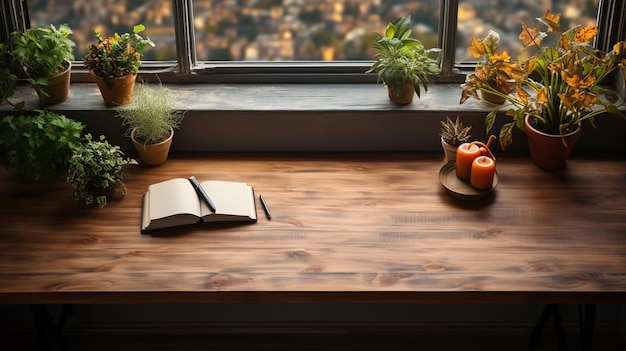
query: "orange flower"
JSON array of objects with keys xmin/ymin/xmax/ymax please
[{"xmin": 573, "ymin": 26, "xmax": 598, "ymax": 44}]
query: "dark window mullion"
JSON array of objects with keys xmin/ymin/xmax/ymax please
[
  {"xmin": 438, "ymin": 0, "xmax": 460, "ymax": 80},
  {"xmin": 174, "ymin": 0, "xmax": 196, "ymax": 76},
  {"xmin": 595, "ymin": 0, "xmax": 625, "ymax": 53}
]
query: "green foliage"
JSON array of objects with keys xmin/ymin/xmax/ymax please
[
  {"xmin": 439, "ymin": 116, "xmax": 472, "ymax": 146},
  {"xmin": 367, "ymin": 16, "xmax": 441, "ymax": 98},
  {"xmin": 117, "ymin": 83, "xmax": 185, "ymax": 145},
  {"xmin": 66, "ymin": 134, "xmax": 137, "ymax": 208},
  {"xmin": 0, "ymin": 111, "xmax": 85, "ymax": 180},
  {"xmin": 0, "ymin": 43, "xmax": 22, "ymax": 109},
  {"xmin": 83, "ymin": 24, "xmax": 155, "ymax": 87},
  {"xmin": 11, "ymin": 24, "xmax": 75, "ymax": 84}
]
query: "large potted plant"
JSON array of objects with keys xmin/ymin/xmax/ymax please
[
  {"xmin": 0, "ymin": 110, "xmax": 85, "ymax": 180},
  {"xmin": 116, "ymin": 83, "xmax": 185, "ymax": 166},
  {"xmin": 10, "ymin": 24, "xmax": 75, "ymax": 105},
  {"xmin": 67, "ymin": 134, "xmax": 137, "ymax": 208},
  {"xmin": 83, "ymin": 24, "xmax": 155, "ymax": 106},
  {"xmin": 367, "ymin": 15, "xmax": 441, "ymax": 105},
  {"xmin": 460, "ymin": 10, "xmax": 626, "ymax": 169}
]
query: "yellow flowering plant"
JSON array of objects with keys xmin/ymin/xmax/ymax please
[
  {"xmin": 83, "ymin": 24, "xmax": 154, "ymax": 87},
  {"xmin": 461, "ymin": 11, "xmax": 625, "ymax": 150},
  {"xmin": 462, "ymin": 30, "xmax": 525, "ymax": 104}
]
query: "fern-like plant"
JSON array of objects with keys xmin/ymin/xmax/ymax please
[
  {"xmin": 117, "ymin": 83, "xmax": 185, "ymax": 146},
  {"xmin": 0, "ymin": 111, "xmax": 84, "ymax": 180}
]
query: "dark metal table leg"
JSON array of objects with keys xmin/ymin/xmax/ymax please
[
  {"xmin": 30, "ymin": 305, "xmax": 69, "ymax": 351},
  {"xmin": 529, "ymin": 304, "xmax": 568, "ymax": 351},
  {"xmin": 579, "ymin": 304, "xmax": 596, "ymax": 351}
]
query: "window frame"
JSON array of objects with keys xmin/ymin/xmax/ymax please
[{"xmin": 2, "ymin": 0, "xmax": 624, "ymax": 85}]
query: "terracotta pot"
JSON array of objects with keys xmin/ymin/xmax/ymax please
[
  {"xmin": 131, "ymin": 127, "xmax": 173, "ymax": 166},
  {"xmin": 524, "ymin": 115, "xmax": 582, "ymax": 170},
  {"xmin": 38, "ymin": 60, "xmax": 71, "ymax": 105},
  {"xmin": 441, "ymin": 137, "xmax": 459, "ymax": 163},
  {"xmin": 387, "ymin": 82, "xmax": 414, "ymax": 105},
  {"xmin": 90, "ymin": 71, "xmax": 137, "ymax": 106},
  {"xmin": 479, "ymin": 88, "xmax": 505, "ymax": 105}
]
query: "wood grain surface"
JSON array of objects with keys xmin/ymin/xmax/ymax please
[{"xmin": 0, "ymin": 153, "xmax": 625, "ymax": 304}]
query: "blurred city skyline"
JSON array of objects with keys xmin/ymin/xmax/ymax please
[{"xmin": 26, "ymin": 0, "xmax": 599, "ymax": 63}]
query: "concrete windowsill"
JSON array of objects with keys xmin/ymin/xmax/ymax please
[{"xmin": 2, "ymin": 83, "xmax": 625, "ymax": 153}]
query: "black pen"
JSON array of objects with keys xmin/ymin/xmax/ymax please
[
  {"xmin": 259, "ymin": 194, "xmax": 271, "ymax": 220},
  {"xmin": 189, "ymin": 176, "xmax": 216, "ymax": 213}
]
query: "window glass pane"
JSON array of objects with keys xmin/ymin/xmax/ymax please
[
  {"xmin": 456, "ymin": 0, "xmax": 599, "ymax": 62},
  {"xmin": 192, "ymin": 0, "xmax": 440, "ymax": 61},
  {"xmin": 25, "ymin": 0, "xmax": 177, "ymax": 61}
]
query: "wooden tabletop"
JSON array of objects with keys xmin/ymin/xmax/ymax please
[{"xmin": 1, "ymin": 153, "xmax": 625, "ymax": 304}]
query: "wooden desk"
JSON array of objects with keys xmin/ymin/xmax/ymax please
[{"xmin": 1, "ymin": 153, "xmax": 625, "ymax": 305}]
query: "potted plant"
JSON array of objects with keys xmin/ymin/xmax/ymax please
[
  {"xmin": 367, "ymin": 15, "xmax": 441, "ymax": 105},
  {"xmin": 116, "ymin": 82, "xmax": 185, "ymax": 166},
  {"xmin": 10, "ymin": 24, "xmax": 75, "ymax": 105},
  {"xmin": 83, "ymin": 24, "xmax": 155, "ymax": 106},
  {"xmin": 439, "ymin": 116, "xmax": 472, "ymax": 162},
  {"xmin": 464, "ymin": 30, "xmax": 525, "ymax": 105},
  {"xmin": 67, "ymin": 134, "xmax": 137, "ymax": 208},
  {"xmin": 460, "ymin": 10, "xmax": 626, "ymax": 169},
  {"xmin": 0, "ymin": 110, "xmax": 85, "ymax": 180}
]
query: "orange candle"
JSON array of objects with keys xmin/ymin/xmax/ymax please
[
  {"xmin": 471, "ymin": 156, "xmax": 495, "ymax": 190},
  {"xmin": 456, "ymin": 143, "xmax": 481, "ymax": 180}
]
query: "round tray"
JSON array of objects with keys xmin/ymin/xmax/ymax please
[{"xmin": 439, "ymin": 162, "xmax": 498, "ymax": 200}]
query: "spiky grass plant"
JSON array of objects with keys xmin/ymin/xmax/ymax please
[{"xmin": 117, "ymin": 83, "xmax": 185, "ymax": 146}]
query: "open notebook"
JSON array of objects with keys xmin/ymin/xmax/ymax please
[{"xmin": 141, "ymin": 178, "xmax": 257, "ymax": 232}]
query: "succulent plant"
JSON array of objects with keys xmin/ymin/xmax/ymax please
[{"xmin": 439, "ymin": 116, "xmax": 472, "ymax": 146}]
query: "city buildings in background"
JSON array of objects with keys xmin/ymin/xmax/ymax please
[{"xmin": 26, "ymin": 0, "xmax": 598, "ymax": 63}]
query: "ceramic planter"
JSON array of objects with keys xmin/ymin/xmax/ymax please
[
  {"xmin": 38, "ymin": 60, "xmax": 71, "ymax": 105},
  {"xmin": 524, "ymin": 115, "xmax": 582, "ymax": 170},
  {"xmin": 90, "ymin": 71, "xmax": 137, "ymax": 106},
  {"xmin": 441, "ymin": 137, "xmax": 459, "ymax": 163},
  {"xmin": 131, "ymin": 127, "xmax": 173, "ymax": 166},
  {"xmin": 387, "ymin": 82, "xmax": 414, "ymax": 105}
]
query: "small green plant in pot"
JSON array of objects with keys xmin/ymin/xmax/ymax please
[
  {"xmin": 439, "ymin": 116, "xmax": 472, "ymax": 162},
  {"xmin": 83, "ymin": 24, "xmax": 155, "ymax": 106},
  {"xmin": 67, "ymin": 134, "xmax": 138, "ymax": 208},
  {"xmin": 11, "ymin": 24, "xmax": 75, "ymax": 105},
  {"xmin": 367, "ymin": 15, "xmax": 441, "ymax": 104},
  {"xmin": 0, "ymin": 110, "xmax": 85, "ymax": 181},
  {"xmin": 117, "ymin": 82, "xmax": 185, "ymax": 166}
]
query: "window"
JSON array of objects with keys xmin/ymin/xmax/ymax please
[
  {"xmin": 2, "ymin": 0, "xmax": 624, "ymax": 83},
  {"xmin": 25, "ymin": 0, "xmax": 177, "ymax": 61},
  {"xmin": 456, "ymin": 0, "xmax": 600, "ymax": 62}
]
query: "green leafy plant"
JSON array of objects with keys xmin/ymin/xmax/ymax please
[
  {"xmin": 461, "ymin": 10, "xmax": 626, "ymax": 150},
  {"xmin": 11, "ymin": 24, "xmax": 75, "ymax": 96},
  {"xmin": 0, "ymin": 110, "xmax": 84, "ymax": 180},
  {"xmin": 0, "ymin": 43, "xmax": 23, "ymax": 109},
  {"xmin": 367, "ymin": 15, "xmax": 441, "ymax": 99},
  {"xmin": 67, "ymin": 134, "xmax": 137, "ymax": 208},
  {"xmin": 440, "ymin": 116, "xmax": 472, "ymax": 146},
  {"xmin": 117, "ymin": 82, "xmax": 185, "ymax": 145},
  {"xmin": 83, "ymin": 24, "xmax": 155, "ymax": 87}
]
